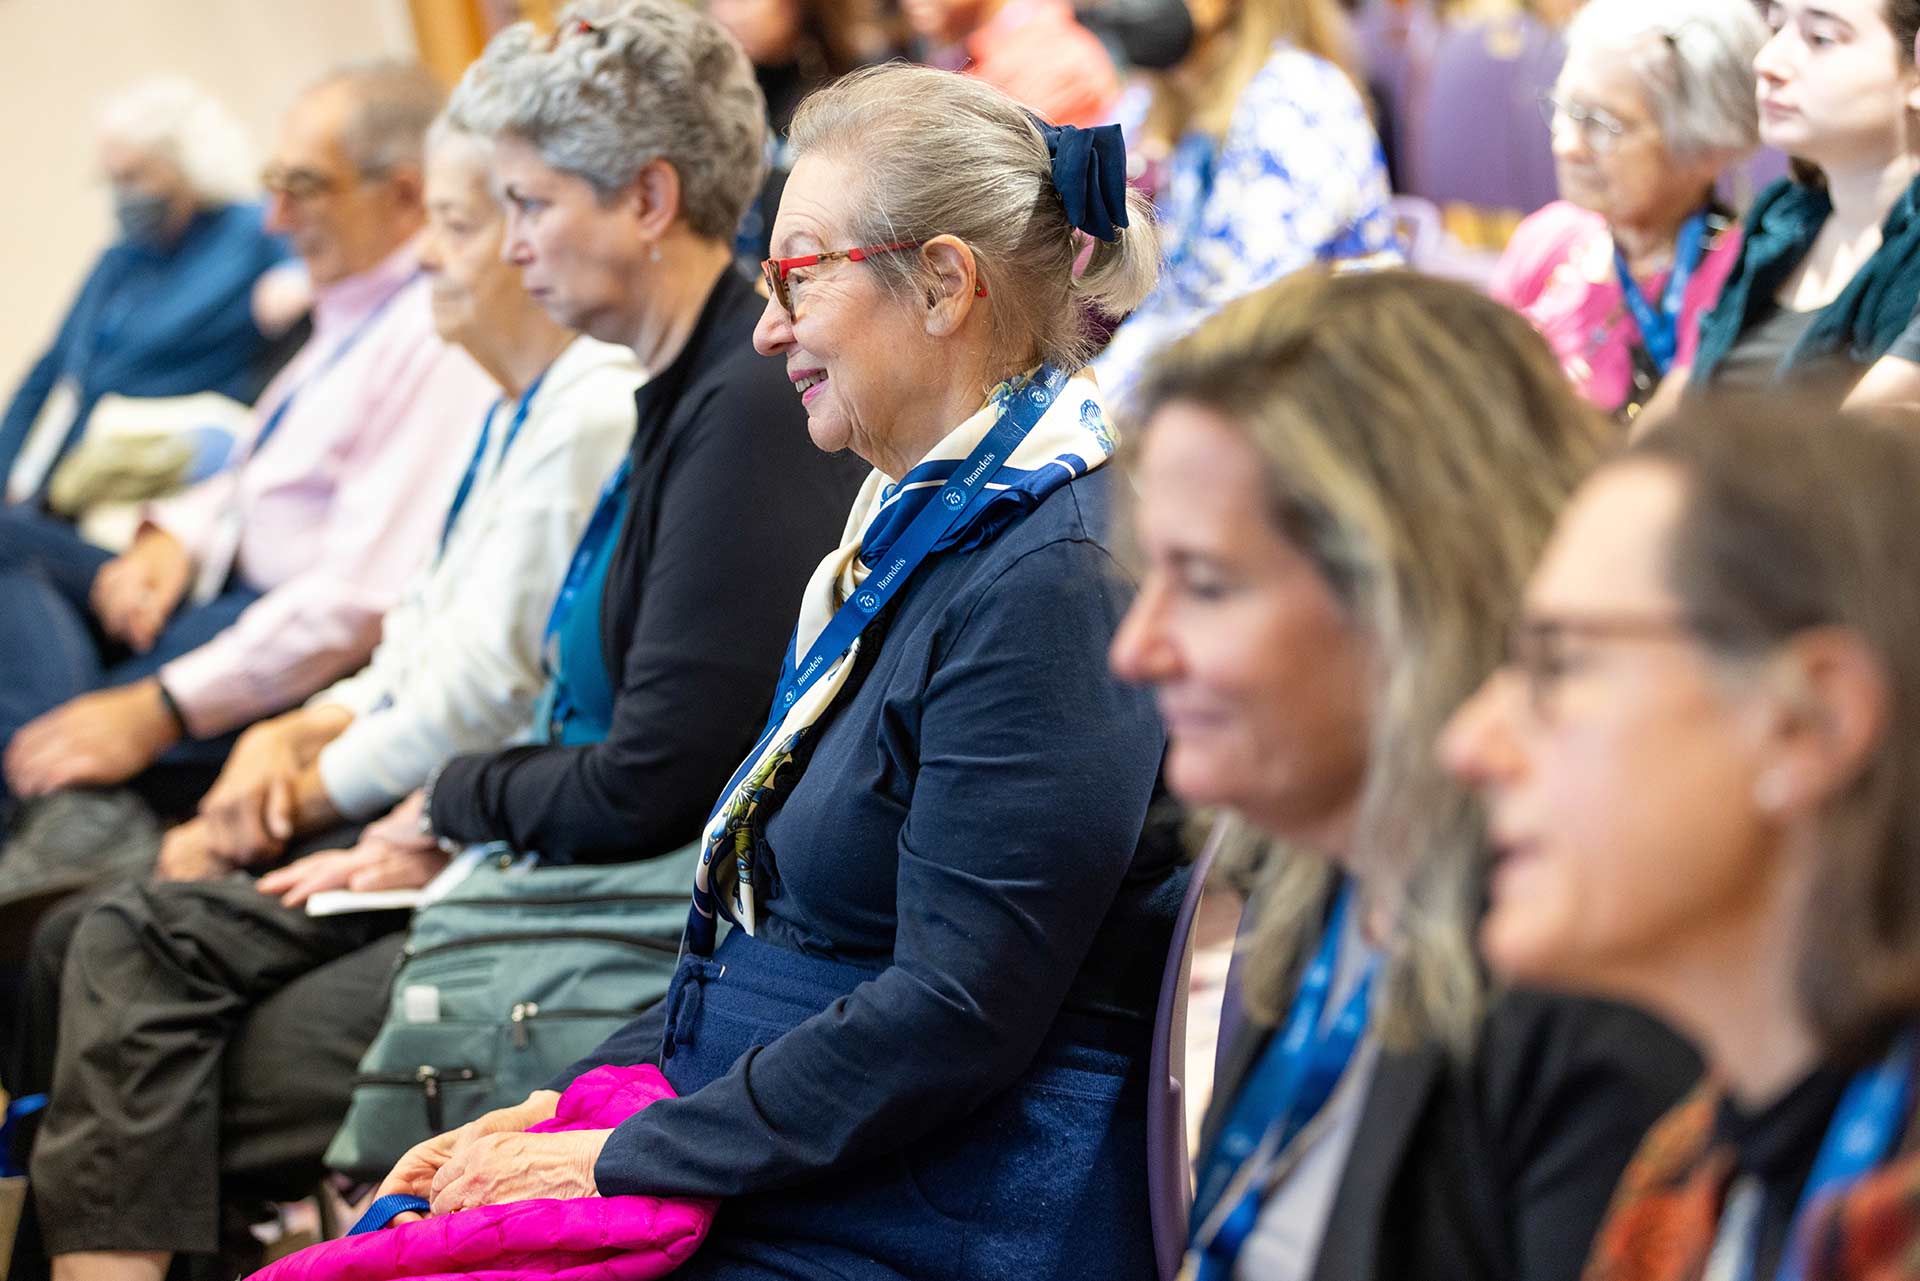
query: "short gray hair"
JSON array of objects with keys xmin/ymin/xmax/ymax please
[
  {"xmin": 96, "ymin": 76, "xmax": 255, "ymax": 205},
  {"xmin": 423, "ymin": 112, "xmax": 495, "ymax": 179},
  {"xmin": 446, "ymin": 0, "xmax": 766, "ymax": 242},
  {"xmin": 788, "ymin": 64, "xmax": 1158, "ymax": 376},
  {"xmin": 305, "ymin": 61, "xmax": 444, "ymax": 178},
  {"xmin": 1564, "ymin": 0, "xmax": 1768, "ymax": 162}
]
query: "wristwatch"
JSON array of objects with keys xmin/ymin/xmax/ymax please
[{"xmin": 418, "ymin": 763, "xmax": 459, "ymax": 853}]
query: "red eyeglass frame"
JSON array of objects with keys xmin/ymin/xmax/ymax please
[{"xmin": 760, "ymin": 240, "xmax": 987, "ymax": 317}]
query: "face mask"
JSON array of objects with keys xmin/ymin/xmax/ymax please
[{"xmin": 113, "ymin": 188, "xmax": 176, "ymax": 245}]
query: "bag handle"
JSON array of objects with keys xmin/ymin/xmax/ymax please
[{"xmin": 347, "ymin": 1194, "xmax": 431, "ymax": 1235}]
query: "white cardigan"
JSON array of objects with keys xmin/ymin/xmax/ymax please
[{"xmin": 311, "ymin": 335, "xmax": 644, "ymax": 818}]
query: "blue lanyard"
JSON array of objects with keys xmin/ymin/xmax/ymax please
[
  {"xmin": 1190, "ymin": 881, "xmax": 1378, "ymax": 1280},
  {"xmin": 541, "ymin": 454, "xmax": 632, "ymax": 670},
  {"xmin": 1613, "ymin": 211, "xmax": 1708, "ymax": 376},
  {"xmin": 250, "ymin": 270, "xmax": 419, "ymax": 457},
  {"xmin": 438, "ymin": 367, "xmax": 548, "ymax": 553},
  {"xmin": 701, "ymin": 366, "xmax": 1067, "ymax": 827},
  {"xmin": 536, "ymin": 455, "xmax": 632, "ymax": 740},
  {"xmin": 1734, "ymin": 1031, "xmax": 1914, "ymax": 1281}
]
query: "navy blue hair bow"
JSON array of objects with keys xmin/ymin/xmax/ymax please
[{"xmin": 1033, "ymin": 119, "xmax": 1130, "ymax": 244}]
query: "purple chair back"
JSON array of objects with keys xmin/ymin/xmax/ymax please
[
  {"xmin": 1717, "ymin": 146, "xmax": 1792, "ymax": 211},
  {"xmin": 1352, "ymin": 0, "xmax": 1440, "ymax": 187},
  {"xmin": 1390, "ymin": 194, "xmax": 1505, "ymax": 290},
  {"xmin": 1405, "ymin": 12, "xmax": 1565, "ymax": 216},
  {"xmin": 1147, "ymin": 820, "xmax": 1227, "ymax": 1281}
]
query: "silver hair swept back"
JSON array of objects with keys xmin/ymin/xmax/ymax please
[{"xmin": 787, "ymin": 64, "xmax": 1159, "ymax": 375}]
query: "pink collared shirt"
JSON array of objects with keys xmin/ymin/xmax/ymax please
[{"xmin": 148, "ymin": 240, "xmax": 498, "ymax": 736}]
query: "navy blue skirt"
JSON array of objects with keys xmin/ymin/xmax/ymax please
[{"xmin": 657, "ymin": 930, "xmax": 1156, "ymax": 1281}]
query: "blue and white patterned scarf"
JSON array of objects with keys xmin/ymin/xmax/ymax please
[{"xmin": 690, "ymin": 365, "xmax": 1117, "ymax": 950}]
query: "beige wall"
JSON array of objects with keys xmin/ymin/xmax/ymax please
[{"xmin": 0, "ymin": 0, "xmax": 418, "ymax": 396}]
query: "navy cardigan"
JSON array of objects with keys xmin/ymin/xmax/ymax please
[{"xmin": 570, "ymin": 467, "xmax": 1181, "ymax": 1198}]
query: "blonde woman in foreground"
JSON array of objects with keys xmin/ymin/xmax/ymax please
[{"xmin": 1112, "ymin": 267, "xmax": 1698, "ymax": 1281}]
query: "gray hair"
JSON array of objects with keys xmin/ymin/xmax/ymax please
[
  {"xmin": 307, "ymin": 60, "xmax": 445, "ymax": 177},
  {"xmin": 96, "ymin": 76, "xmax": 255, "ymax": 205},
  {"xmin": 446, "ymin": 0, "xmax": 766, "ymax": 242},
  {"xmin": 424, "ymin": 112, "xmax": 493, "ymax": 170},
  {"xmin": 1563, "ymin": 0, "xmax": 1768, "ymax": 162},
  {"xmin": 787, "ymin": 64, "xmax": 1158, "ymax": 375}
]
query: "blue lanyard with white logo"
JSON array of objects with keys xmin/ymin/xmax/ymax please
[
  {"xmin": 250, "ymin": 270, "xmax": 420, "ymax": 456},
  {"xmin": 1189, "ymin": 880, "xmax": 1378, "ymax": 1280},
  {"xmin": 1613, "ymin": 211, "xmax": 1708, "ymax": 376},
  {"xmin": 702, "ymin": 366, "xmax": 1065, "ymax": 821},
  {"xmin": 1731, "ymin": 1031, "xmax": 1915, "ymax": 1281},
  {"xmin": 438, "ymin": 367, "xmax": 548, "ymax": 553}
]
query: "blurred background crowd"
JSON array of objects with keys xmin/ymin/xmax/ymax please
[{"xmin": 5, "ymin": 0, "xmax": 1920, "ymax": 1280}]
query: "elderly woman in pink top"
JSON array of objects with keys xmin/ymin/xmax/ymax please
[{"xmin": 1492, "ymin": 0, "xmax": 1768, "ymax": 421}]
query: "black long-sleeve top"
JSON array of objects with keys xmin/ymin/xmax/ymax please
[
  {"xmin": 426, "ymin": 269, "xmax": 867, "ymax": 864},
  {"xmin": 1203, "ymin": 987, "xmax": 1702, "ymax": 1281}
]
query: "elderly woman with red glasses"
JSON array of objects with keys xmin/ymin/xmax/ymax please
[{"xmin": 374, "ymin": 52, "xmax": 1182, "ymax": 1281}]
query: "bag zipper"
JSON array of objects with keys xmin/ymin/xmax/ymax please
[
  {"xmin": 402, "ymin": 929, "xmax": 678, "ymax": 962},
  {"xmin": 349, "ymin": 1064, "xmax": 482, "ymax": 1132},
  {"xmin": 430, "ymin": 892, "xmax": 689, "ymax": 910},
  {"xmin": 507, "ymin": 1001, "xmax": 649, "ymax": 1049}
]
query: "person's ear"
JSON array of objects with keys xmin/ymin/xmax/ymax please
[
  {"xmin": 1746, "ymin": 627, "xmax": 1889, "ymax": 819},
  {"xmin": 918, "ymin": 235, "xmax": 981, "ymax": 338},
  {"xmin": 624, "ymin": 158, "xmax": 684, "ymax": 247},
  {"xmin": 382, "ymin": 163, "xmax": 426, "ymax": 214},
  {"xmin": 1903, "ymin": 57, "xmax": 1920, "ymax": 113}
]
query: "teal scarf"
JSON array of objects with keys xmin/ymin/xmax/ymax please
[{"xmin": 1691, "ymin": 172, "xmax": 1920, "ymax": 386}]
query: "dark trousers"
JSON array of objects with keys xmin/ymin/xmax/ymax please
[
  {"xmin": 24, "ymin": 868, "xmax": 405, "ymax": 1259},
  {"xmin": 0, "ymin": 506, "xmax": 262, "ymax": 815}
]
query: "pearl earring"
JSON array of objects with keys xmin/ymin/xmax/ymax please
[{"xmin": 649, "ymin": 244, "xmax": 662, "ymax": 264}]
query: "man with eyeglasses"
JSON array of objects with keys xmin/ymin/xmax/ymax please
[{"xmin": 0, "ymin": 61, "xmax": 497, "ymax": 833}]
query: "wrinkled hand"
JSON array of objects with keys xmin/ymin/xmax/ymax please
[
  {"xmin": 90, "ymin": 530, "xmax": 192, "ymax": 652},
  {"xmin": 4, "ymin": 680, "xmax": 179, "ymax": 797},
  {"xmin": 154, "ymin": 816, "xmax": 235, "ymax": 882},
  {"xmin": 376, "ymin": 1090, "xmax": 562, "ymax": 1219},
  {"xmin": 254, "ymin": 821, "xmax": 449, "ymax": 909},
  {"xmin": 429, "ymin": 1128, "xmax": 611, "ymax": 1215},
  {"xmin": 366, "ymin": 789, "xmax": 434, "ymax": 848},
  {"xmin": 199, "ymin": 709, "xmax": 348, "ymax": 865}
]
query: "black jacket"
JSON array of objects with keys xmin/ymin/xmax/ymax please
[
  {"xmin": 1202, "ymin": 988, "xmax": 1700, "ymax": 1281},
  {"xmin": 427, "ymin": 268, "xmax": 867, "ymax": 863}
]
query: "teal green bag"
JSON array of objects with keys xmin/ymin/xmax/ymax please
[{"xmin": 322, "ymin": 842, "xmax": 697, "ymax": 1181}]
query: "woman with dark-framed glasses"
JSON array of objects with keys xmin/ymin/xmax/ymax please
[
  {"xmin": 1491, "ymin": 0, "xmax": 1767, "ymax": 423},
  {"xmin": 1444, "ymin": 398, "xmax": 1920, "ymax": 1280},
  {"xmin": 1110, "ymin": 266, "xmax": 1697, "ymax": 1281}
]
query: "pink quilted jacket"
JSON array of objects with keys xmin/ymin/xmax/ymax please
[{"xmin": 250, "ymin": 1066, "xmax": 716, "ymax": 1281}]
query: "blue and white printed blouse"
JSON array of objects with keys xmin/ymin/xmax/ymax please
[{"xmin": 1094, "ymin": 42, "xmax": 1399, "ymax": 409}]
